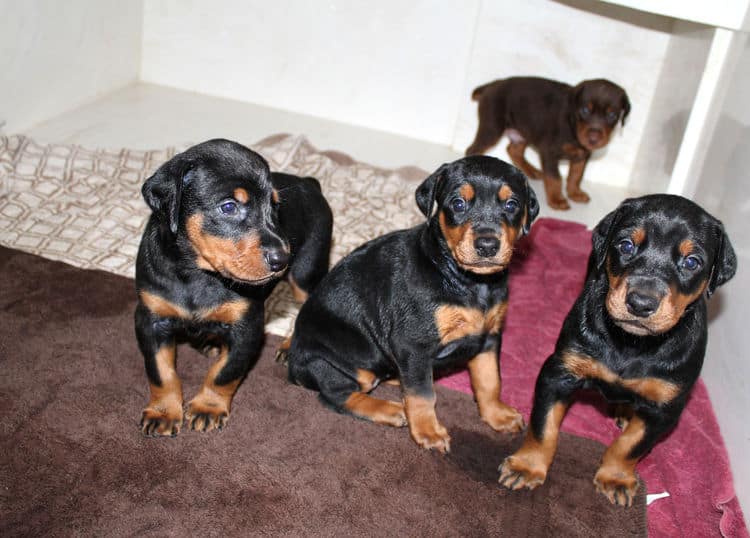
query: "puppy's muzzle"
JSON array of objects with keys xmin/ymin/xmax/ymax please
[{"xmin": 625, "ymin": 276, "xmax": 667, "ymax": 318}]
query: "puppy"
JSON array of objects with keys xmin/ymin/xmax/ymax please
[
  {"xmin": 286, "ymin": 156, "xmax": 538, "ymax": 452},
  {"xmin": 498, "ymin": 194, "xmax": 736, "ymax": 506},
  {"xmin": 135, "ymin": 139, "xmax": 332, "ymax": 436},
  {"xmin": 466, "ymin": 77, "xmax": 630, "ymax": 210}
]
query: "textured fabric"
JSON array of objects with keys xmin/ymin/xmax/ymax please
[
  {"xmin": 0, "ymin": 246, "xmax": 647, "ymax": 537},
  {"xmin": 437, "ymin": 218, "xmax": 749, "ymax": 538}
]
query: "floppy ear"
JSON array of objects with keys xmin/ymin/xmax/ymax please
[
  {"xmin": 590, "ymin": 200, "xmax": 634, "ymax": 272},
  {"xmin": 620, "ymin": 92, "xmax": 631, "ymax": 127},
  {"xmin": 707, "ymin": 224, "xmax": 737, "ymax": 297},
  {"xmin": 415, "ymin": 163, "xmax": 449, "ymax": 218},
  {"xmin": 142, "ymin": 157, "xmax": 192, "ymax": 235},
  {"xmin": 523, "ymin": 183, "xmax": 539, "ymax": 235}
]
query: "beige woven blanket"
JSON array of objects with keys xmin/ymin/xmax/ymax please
[{"xmin": 0, "ymin": 134, "xmax": 429, "ymax": 336}]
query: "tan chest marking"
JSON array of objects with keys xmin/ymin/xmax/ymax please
[
  {"xmin": 435, "ymin": 302, "xmax": 508, "ymax": 344},
  {"xmin": 140, "ymin": 290, "xmax": 249, "ymax": 324},
  {"xmin": 561, "ymin": 351, "xmax": 681, "ymax": 404}
]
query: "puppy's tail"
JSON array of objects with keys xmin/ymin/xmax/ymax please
[{"xmin": 471, "ymin": 82, "xmax": 491, "ymax": 101}]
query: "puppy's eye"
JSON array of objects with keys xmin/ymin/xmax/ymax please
[
  {"xmin": 451, "ymin": 198, "xmax": 467, "ymax": 213},
  {"xmin": 681, "ymin": 255, "xmax": 702, "ymax": 271},
  {"xmin": 618, "ymin": 239, "xmax": 635, "ymax": 256},
  {"xmin": 504, "ymin": 199, "xmax": 519, "ymax": 213},
  {"xmin": 579, "ymin": 106, "xmax": 591, "ymax": 119},
  {"xmin": 606, "ymin": 111, "xmax": 618, "ymax": 123},
  {"xmin": 219, "ymin": 201, "xmax": 238, "ymax": 215}
]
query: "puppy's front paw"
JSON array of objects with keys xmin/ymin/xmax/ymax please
[
  {"xmin": 481, "ymin": 403, "xmax": 525, "ymax": 433},
  {"xmin": 410, "ymin": 422, "xmax": 451, "ymax": 453},
  {"xmin": 567, "ymin": 189, "xmax": 591, "ymax": 203},
  {"xmin": 594, "ymin": 466, "xmax": 638, "ymax": 507},
  {"xmin": 185, "ymin": 399, "xmax": 229, "ymax": 432},
  {"xmin": 141, "ymin": 405, "xmax": 183, "ymax": 437},
  {"xmin": 498, "ymin": 453, "xmax": 548, "ymax": 490},
  {"xmin": 547, "ymin": 196, "xmax": 571, "ymax": 211}
]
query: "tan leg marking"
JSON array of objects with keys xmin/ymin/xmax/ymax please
[
  {"xmin": 565, "ymin": 158, "xmax": 589, "ymax": 203},
  {"xmin": 355, "ymin": 369, "xmax": 378, "ymax": 393},
  {"xmin": 498, "ymin": 402, "xmax": 567, "ymax": 490},
  {"xmin": 467, "ymin": 350, "xmax": 524, "ymax": 433},
  {"xmin": 141, "ymin": 344, "xmax": 184, "ymax": 437},
  {"xmin": 543, "ymin": 175, "xmax": 570, "ymax": 210},
  {"xmin": 562, "ymin": 352, "xmax": 681, "ymax": 404},
  {"xmin": 403, "ymin": 394, "xmax": 451, "ymax": 453},
  {"xmin": 594, "ymin": 415, "xmax": 645, "ymax": 507},
  {"xmin": 507, "ymin": 142, "xmax": 542, "ymax": 179},
  {"xmin": 343, "ymin": 392, "xmax": 407, "ymax": 427},
  {"xmin": 186, "ymin": 347, "xmax": 240, "ymax": 432},
  {"xmin": 287, "ymin": 273, "xmax": 309, "ymax": 303}
]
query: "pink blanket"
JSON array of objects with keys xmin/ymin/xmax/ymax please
[{"xmin": 436, "ymin": 218, "xmax": 747, "ymax": 537}]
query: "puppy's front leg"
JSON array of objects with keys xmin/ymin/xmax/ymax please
[
  {"xmin": 467, "ymin": 349, "xmax": 524, "ymax": 433},
  {"xmin": 540, "ymin": 153, "xmax": 570, "ymax": 210},
  {"xmin": 566, "ymin": 155, "xmax": 590, "ymax": 203},
  {"xmin": 400, "ymin": 360, "xmax": 450, "ymax": 453}
]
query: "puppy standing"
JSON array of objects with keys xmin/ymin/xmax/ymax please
[
  {"xmin": 286, "ymin": 156, "xmax": 538, "ymax": 452},
  {"xmin": 499, "ymin": 195, "xmax": 736, "ymax": 506},
  {"xmin": 466, "ymin": 77, "xmax": 630, "ymax": 210},
  {"xmin": 135, "ymin": 139, "xmax": 332, "ymax": 436}
]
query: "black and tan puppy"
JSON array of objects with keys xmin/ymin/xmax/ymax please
[
  {"xmin": 499, "ymin": 194, "xmax": 736, "ymax": 506},
  {"xmin": 135, "ymin": 139, "xmax": 332, "ymax": 437},
  {"xmin": 286, "ymin": 156, "xmax": 538, "ymax": 452},
  {"xmin": 466, "ymin": 77, "xmax": 630, "ymax": 210}
]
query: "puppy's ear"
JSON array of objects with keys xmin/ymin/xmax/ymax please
[
  {"xmin": 415, "ymin": 163, "xmax": 449, "ymax": 218},
  {"xmin": 620, "ymin": 92, "xmax": 631, "ymax": 127},
  {"xmin": 142, "ymin": 157, "xmax": 193, "ymax": 235},
  {"xmin": 523, "ymin": 183, "xmax": 539, "ymax": 235},
  {"xmin": 590, "ymin": 200, "xmax": 634, "ymax": 272},
  {"xmin": 707, "ymin": 224, "xmax": 737, "ymax": 297}
]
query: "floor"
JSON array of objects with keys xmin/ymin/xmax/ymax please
[{"xmin": 20, "ymin": 83, "xmax": 639, "ymax": 229}]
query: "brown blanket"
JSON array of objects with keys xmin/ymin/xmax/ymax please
[{"xmin": 0, "ymin": 246, "xmax": 646, "ymax": 536}]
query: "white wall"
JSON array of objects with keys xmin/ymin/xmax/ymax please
[
  {"xmin": 142, "ymin": 0, "xmax": 480, "ymax": 147},
  {"xmin": 0, "ymin": 0, "xmax": 143, "ymax": 133},
  {"xmin": 141, "ymin": 0, "xmax": 675, "ymax": 189},
  {"xmin": 695, "ymin": 37, "xmax": 750, "ymax": 514}
]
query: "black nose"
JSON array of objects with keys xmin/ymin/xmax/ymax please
[
  {"xmin": 265, "ymin": 248, "xmax": 289, "ymax": 272},
  {"xmin": 625, "ymin": 291, "xmax": 659, "ymax": 318},
  {"xmin": 474, "ymin": 236, "xmax": 500, "ymax": 258}
]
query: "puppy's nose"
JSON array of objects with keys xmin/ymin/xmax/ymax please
[
  {"xmin": 265, "ymin": 248, "xmax": 290, "ymax": 272},
  {"xmin": 587, "ymin": 129, "xmax": 604, "ymax": 146},
  {"xmin": 625, "ymin": 291, "xmax": 659, "ymax": 318},
  {"xmin": 474, "ymin": 236, "xmax": 500, "ymax": 258}
]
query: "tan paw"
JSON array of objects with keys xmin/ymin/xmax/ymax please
[
  {"xmin": 547, "ymin": 196, "xmax": 571, "ymax": 211},
  {"xmin": 140, "ymin": 405, "xmax": 183, "ymax": 437},
  {"xmin": 567, "ymin": 189, "xmax": 591, "ymax": 203},
  {"xmin": 481, "ymin": 403, "xmax": 525, "ymax": 433},
  {"xmin": 594, "ymin": 466, "xmax": 638, "ymax": 507},
  {"xmin": 185, "ymin": 399, "xmax": 229, "ymax": 432},
  {"xmin": 498, "ymin": 453, "xmax": 548, "ymax": 490},
  {"xmin": 410, "ymin": 422, "xmax": 451, "ymax": 453}
]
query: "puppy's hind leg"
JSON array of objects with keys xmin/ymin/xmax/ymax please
[{"xmin": 297, "ymin": 356, "xmax": 407, "ymax": 428}]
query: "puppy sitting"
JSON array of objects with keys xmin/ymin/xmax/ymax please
[
  {"xmin": 135, "ymin": 139, "xmax": 332, "ymax": 436},
  {"xmin": 499, "ymin": 195, "xmax": 736, "ymax": 506},
  {"xmin": 286, "ymin": 156, "xmax": 538, "ymax": 452},
  {"xmin": 466, "ymin": 77, "xmax": 630, "ymax": 210}
]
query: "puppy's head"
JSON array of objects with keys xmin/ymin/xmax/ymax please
[
  {"xmin": 416, "ymin": 156, "xmax": 538, "ymax": 275},
  {"xmin": 570, "ymin": 79, "xmax": 630, "ymax": 152},
  {"xmin": 591, "ymin": 195, "xmax": 736, "ymax": 336},
  {"xmin": 142, "ymin": 139, "xmax": 290, "ymax": 284}
]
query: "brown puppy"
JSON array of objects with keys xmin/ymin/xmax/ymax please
[{"xmin": 466, "ymin": 77, "xmax": 630, "ymax": 210}]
